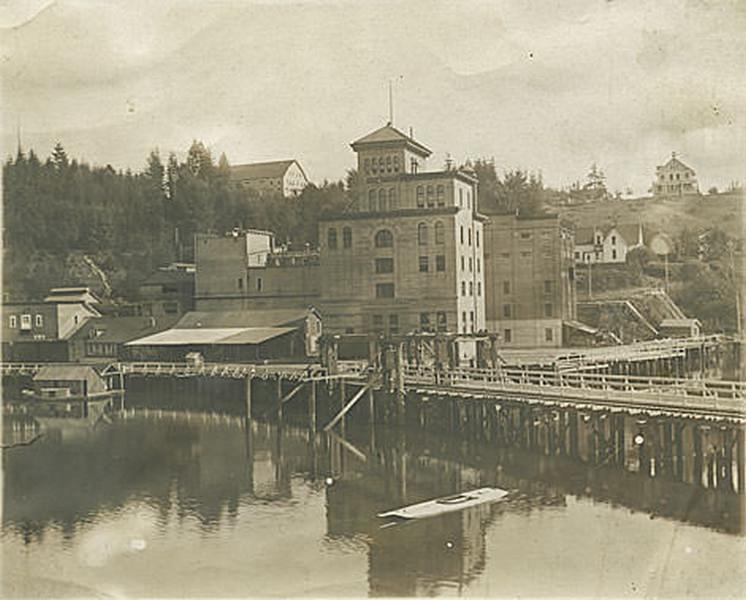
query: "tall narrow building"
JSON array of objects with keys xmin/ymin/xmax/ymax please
[{"xmin": 318, "ymin": 123, "xmax": 486, "ymax": 338}]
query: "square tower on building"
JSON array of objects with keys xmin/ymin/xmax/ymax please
[{"xmin": 318, "ymin": 123, "xmax": 486, "ymax": 337}]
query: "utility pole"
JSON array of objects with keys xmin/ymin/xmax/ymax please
[{"xmin": 727, "ymin": 241, "xmax": 742, "ymax": 337}]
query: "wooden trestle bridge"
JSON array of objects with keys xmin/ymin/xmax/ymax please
[{"xmin": 2, "ymin": 353, "xmax": 744, "ymax": 424}]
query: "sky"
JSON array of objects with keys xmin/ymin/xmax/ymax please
[{"xmin": 1, "ymin": 0, "xmax": 745, "ymax": 195}]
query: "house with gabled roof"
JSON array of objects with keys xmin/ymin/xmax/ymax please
[
  {"xmin": 229, "ymin": 159, "xmax": 308, "ymax": 197},
  {"xmin": 574, "ymin": 223, "xmax": 644, "ymax": 264},
  {"xmin": 653, "ymin": 152, "xmax": 699, "ymax": 198}
]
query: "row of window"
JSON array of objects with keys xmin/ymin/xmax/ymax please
[
  {"xmin": 499, "ymin": 280, "xmax": 553, "ymax": 294},
  {"xmin": 419, "ymin": 312, "xmax": 448, "ymax": 332},
  {"xmin": 459, "ymin": 226, "xmax": 479, "ymax": 247},
  {"xmin": 459, "ymin": 255, "xmax": 481, "ymax": 273},
  {"xmin": 364, "ymin": 155, "xmax": 401, "ymax": 176},
  {"xmin": 328, "ymin": 223, "xmax": 456, "ymax": 250},
  {"xmin": 8, "ymin": 314, "xmax": 43, "ymax": 329},
  {"xmin": 460, "ymin": 281, "xmax": 482, "ymax": 297},
  {"xmin": 375, "ymin": 255, "xmax": 449, "ymax": 274},
  {"xmin": 501, "ymin": 328, "xmax": 554, "ymax": 343},
  {"xmin": 368, "ymin": 188, "xmax": 397, "ymax": 212},
  {"xmin": 327, "ymin": 227, "xmax": 354, "ymax": 250},
  {"xmin": 460, "ymin": 310, "xmax": 476, "ymax": 334},
  {"xmin": 659, "ymin": 172, "xmax": 691, "ymax": 181},
  {"xmin": 501, "ymin": 303, "xmax": 553, "ymax": 318},
  {"xmin": 418, "ymin": 222, "xmax": 445, "ymax": 245},
  {"xmin": 416, "ymin": 185, "xmax": 446, "ymax": 208}
]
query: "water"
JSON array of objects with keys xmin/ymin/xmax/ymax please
[{"xmin": 3, "ymin": 398, "xmax": 745, "ymax": 597}]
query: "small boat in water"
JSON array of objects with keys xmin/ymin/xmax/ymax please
[{"xmin": 377, "ymin": 487, "xmax": 509, "ymax": 520}]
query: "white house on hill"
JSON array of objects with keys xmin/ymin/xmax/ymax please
[
  {"xmin": 653, "ymin": 153, "xmax": 699, "ymax": 198},
  {"xmin": 229, "ymin": 159, "xmax": 308, "ymax": 197},
  {"xmin": 574, "ymin": 223, "xmax": 644, "ymax": 264}
]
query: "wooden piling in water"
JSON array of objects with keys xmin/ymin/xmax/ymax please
[
  {"xmin": 737, "ymin": 428, "xmax": 745, "ymax": 494},
  {"xmin": 244, "ymin": 376, "xmax": 252, "ymax": 418},
  {"xmin": 276, "ymin": 377, "xmax": 283, "ymax": 423},
  {"xmin": 308, "ymin": 379, "xmax": 317, "ymax": 432},
  {"xmin": 693, "ymin": 425, "xmax": 704, "ymax": 486}
]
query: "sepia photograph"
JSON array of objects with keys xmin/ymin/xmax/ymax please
[{"xmin": 1, "ymin": 0, "xmax": 744, "ymax": 597}]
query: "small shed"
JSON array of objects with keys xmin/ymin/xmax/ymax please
[
  {"xmin": 658, "ymin": 318, "xmax": 701, "ymax": 339},
  {"xmin": 32, "ymin": 365, "xmax": 107, "ymax": 398}
]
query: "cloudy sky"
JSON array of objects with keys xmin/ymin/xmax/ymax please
[{"xmin": 1, "ymin": 0, "xmax": 745, "ymax": 194}]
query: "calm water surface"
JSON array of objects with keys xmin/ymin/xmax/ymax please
[{"xmin": 2, "ymin": 398, "xmax": 745, "ymax": 597}]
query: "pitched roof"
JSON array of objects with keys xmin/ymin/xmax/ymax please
[
  {"xmin": 70, "ymin": 315, "xmax": 181, "ymax": 343},
  {"xmin": 44, "ymin": 287, "xmax": 101, "ymax": 305},
  {"xmin": 125, "ymin": 326, "xmax": 295, "ymax": 346},
  {"xmin": 351, "ymin": 124, "xmax": 432, "ymax": 157},
  {"xmin": 573, "ymin": 223, "xmax": 643, "ymax": 246},
  {"xmin": 658, "ymin": 155, "xmax": 695, "ymax": 173},
  {"xmin": 34, "ymin": 365, "xmax": 101, "ymax": 381},
  {"xmin": 175, "ymin": 309, "xmax": 313, "ymax": 329},
  {"xmin": 229, "ymin": 160, "xmax": 303, "ymax": 182}
]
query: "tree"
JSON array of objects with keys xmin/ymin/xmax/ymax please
[{"xmin": 51, "ymin": 142, "xmax": 68, "ymax": 171}]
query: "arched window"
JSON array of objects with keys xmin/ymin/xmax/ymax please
[
  {"xmin": 435, "ymin": 221, "xmax": 445, "ymax": 244},
  {"xmin": 386, "ymin": 156, "xmax": 392, "ymax": 173},
  {"xmin": 371, "ymin": 158, "xmax": 377, "ymax": 175},
  {"xmin": 342, "ymin": 227, "xmax": 352, "ymax": 249},
  {"xmin": 436, "ymin": 185, "xmax": 445, "ymax": 206},
  {"xmin": 388, "ymin": 188, "xmax": 396, "ymax": 210},
  {"xmin": 368, "ymin": 189, "xmax": 376, "ymax": 212},
  {"xmin": 327, "ymin": 228, "xmax": 338, "ymax": 250},
  {"xmin": 426, "ymin": 185, "xmax": 434, "ymax": 207},
  {"xmin": 393, "ymin": 155, "xmax": 400, "ymax": 172},
  {"xmin": 375, "ymin": 229, "xmax": 393, "ymax": 248},
  {"xmin": 378, "ymin": 189, "xmax": 387, "ymax": 211},
  {"xmin": 364, "ymin": 158, "xmax": 370, "ymax": 175},
  {"xmin": 459, "ymin": 189, "xmax": 463, "ymax": 207},
  {"xmin": 416, "ymin": 186, "xmax": 425, "ymax": 207},
  {"xmin": 418, "ymin": 223, "xmax": 428, "ymax": 245}
]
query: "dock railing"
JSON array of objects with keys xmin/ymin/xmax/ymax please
[{"xmin": 403, "ymin": 364, "xmax": 746, "ymax": 411}]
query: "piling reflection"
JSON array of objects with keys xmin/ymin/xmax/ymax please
[{"xmin": 2, "ymin": 395, "xmax": 744, "ymax": 596}]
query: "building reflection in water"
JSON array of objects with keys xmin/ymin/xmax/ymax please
[{"xmin": 2, "ymin": 399, "xmax": 744, "ymax": 595}]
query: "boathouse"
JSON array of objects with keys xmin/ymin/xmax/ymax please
[
  {"xmin": 32, "ymin": 365, "xmax": 107, "ymax": 398},
  {"xmin": 124, "ymin": 307, "xmax": 322, "ymax": 362}
]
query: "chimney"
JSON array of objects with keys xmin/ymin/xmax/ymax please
[{"xmin": 409, "ymin": 127, "xmax": 414, "ymax": 139}]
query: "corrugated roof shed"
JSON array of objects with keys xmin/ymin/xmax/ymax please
[
  {"xmin": 229, "ymin": 160, "xmax": 297, "ymax": 182},
  {"xmin": 126, "ymin": 327, "xmax": 295, "ymax": 346}
]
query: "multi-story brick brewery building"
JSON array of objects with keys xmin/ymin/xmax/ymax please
[
  {"xmin": 318, "ymin": 123, "xmax": 486, "ymax": 338},
  {"xmin": 482, "ymin": 214, "xmax": 577, "ymax": 348},
  {"xmin": 193, "ymin": 121, "xmax": 578, "ymax": 349}
]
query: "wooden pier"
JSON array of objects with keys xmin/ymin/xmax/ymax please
[{"xmin": 2, "ymin": 352, "xmax": 744, "ymax": 423}]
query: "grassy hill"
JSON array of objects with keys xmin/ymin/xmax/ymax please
[{"xmin": 557, "ymin": 191, "xmax": 744, "ymax": 239}]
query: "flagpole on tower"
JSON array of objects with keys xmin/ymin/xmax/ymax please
[{"xmin": 388, "ymin": 80, "xmax": 394, "ymax": 126}]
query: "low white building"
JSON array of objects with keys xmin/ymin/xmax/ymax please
[
  {"xmin": 574, "ymin": 223, "xmax": 644, "ymax": 264},
  {"xmin": 230, "ymin": 159, "xmax": 308, "ymax": 197}
]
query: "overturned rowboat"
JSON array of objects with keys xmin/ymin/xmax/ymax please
[{"xmin": 377, "ymin": 487, "xmax": 509, "ymax": 520}]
